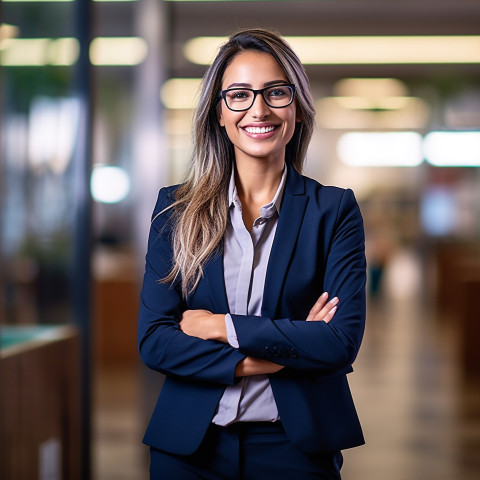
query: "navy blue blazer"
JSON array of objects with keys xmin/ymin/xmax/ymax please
[{"xmin": 138, "ymin": 164, "xmax": 367, "ymax": 456}]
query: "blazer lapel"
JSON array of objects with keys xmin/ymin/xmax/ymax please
[{"xmin": 262, "ymin": 166, "xmax": 308, "ymax": 318}]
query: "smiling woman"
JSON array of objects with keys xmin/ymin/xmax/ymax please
[
  {"xmin": 218, "ymin": 51, "xmax": 301, "ymax": 173},
  {"xmin": 138, "ymin": 28, "xmax": 367, "ymax": 480},
  {"xmin": 158, "ymin": 30, "xmax": 315, "ymax": 295}
]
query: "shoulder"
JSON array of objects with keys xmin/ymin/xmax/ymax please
[
  {"xmin": 288, "ymin": 170, "xmax": 363, "ymax": 233},
  {"xmin": 296, "ymin": 174, "xmax": 364, "ymax": 242},
  {"xmin": 150, "ymin": 184, "xmax": 181, "ymax": 231},
  {"xmin": 155, "ymin": 184, "xmax": 180, "ymax": 209},
  {"xmin": 299, "ymin": 172, "xmax": 358, "ymax": 211}
]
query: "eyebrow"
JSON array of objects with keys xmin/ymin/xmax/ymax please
[{"xmin": 225, "ymin": 80, "xmax": 288, "ymax": 89}]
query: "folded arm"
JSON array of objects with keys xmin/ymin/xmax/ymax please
[{"xmin": 179, "ymin": 293, "xmax": 339, "ymax": 376}]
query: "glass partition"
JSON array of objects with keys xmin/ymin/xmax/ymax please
[{"xmin": 1, "ymin": 1, "xmax": 80, "ymax": 327}]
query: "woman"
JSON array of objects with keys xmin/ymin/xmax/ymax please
[{"xmin": 138, "ymin": 28, "xmax": 366, "ymax": 479}]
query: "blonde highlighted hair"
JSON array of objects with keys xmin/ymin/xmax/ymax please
[{"xmin": 163, "ymin": 28, "xmax": 316, "ymax": 297}]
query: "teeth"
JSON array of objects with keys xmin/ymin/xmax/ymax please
[{"xmin": 245, "ymin": 125, "xmax": 276, "ymax": 134}]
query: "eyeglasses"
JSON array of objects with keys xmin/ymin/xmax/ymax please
[{"xmin": 220, "ymin": 84, "xmax": 296, "ymax": 112}]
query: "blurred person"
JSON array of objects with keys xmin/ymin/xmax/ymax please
[
  {"xmin": 365, "ymin": 224, "xmax": 394, "ymax": 300},
  {"xmin": 138, "ymin": 28, "xmax": 366, "ymax": 479}
]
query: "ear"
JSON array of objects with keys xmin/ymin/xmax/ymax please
[
  {"xmin": 217, "ymin": 103, "xmax": 225, "ymax": 127},
  {"xmin": 295, "ymin": 107, "xmax": 303, "ymax": 123}
]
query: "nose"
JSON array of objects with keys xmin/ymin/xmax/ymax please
[{"xmin": 249, "ymin": 92, "xmax": 270, "ymax": 118}]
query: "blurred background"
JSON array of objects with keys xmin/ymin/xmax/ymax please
[{"xmin": 1, "ymin": 1, "xmax": 479, "ymax": 479}]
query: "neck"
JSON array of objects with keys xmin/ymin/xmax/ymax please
[{"xmin": 234, "ymin": 157, "xmax": 284, "ymax": 207}]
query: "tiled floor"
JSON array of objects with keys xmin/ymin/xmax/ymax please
[
  {"xmin": 342, "ymin": 299, "xmax": 480, "ymax": 480},
  {"xmin": 93, "ymin": 365, "xmax": 149, "ymax": 480},
  {"xmin": 93, "ymin": 298, "xmax": 480, "ymax": 479}
]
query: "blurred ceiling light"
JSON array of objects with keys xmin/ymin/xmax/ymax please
[
  {"xmin": 317, "ymin": 97, "xmax": 429, "ymax": 129},
  {"xmin": 2, "ymin": 38, "xmax": 49, "ymax": 66},
  {"xmin": 90, "ymin": 165, "xmax": 131, "ymax": 204},
  {"xmin": 330, "ymin": 96, "xmax": 373, "ymax": 110},
  {"xmin": 378, "ymin": 97, "xmax": 415, "ymax": 110},
  {"xmin": 318, "ymin": 77, "xmax": 430, "ymax": 129},
  {"xmin": 338, "ymin": 132, "xmax": 423, "ymax": 167},
  {"xmin": 48, "ymin": 38, "xmax": 80, "ymax": 65},
  {"xmin": 0, "ymin": 38, "xmax": 79, "ymax": 66},
  {"xmin": 290, "ymin": 36, "xmax": 480, "ymax": 64},
  {"xmin": 185, "ymin": 36, "xmax": 480, "ymax": 65},
  {"xmin": 424, "ymin": 131, "xmax": 480, "ymax": 166},
  {"xmin": 331, "ymin": 96, "xmax": 415, "ymax": 111},
  {"xmin": 89, "ymin": 37, "xmax": 147, "ymax": 66},
  {"xmin": 334, "ymin": 78, "xmax": 407, "ymax": 98},
  {"xmin": 160, "ymin": 78, "xmax": 202, "ymax": 109},
  {"xmin": 184, "ymin": 37, "xmax": 224, "ymax": 65}
]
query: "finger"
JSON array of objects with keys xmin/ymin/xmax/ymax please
[
  {"xmin": 315, "ymin": 297, "xmax": 338, "ymax": 321},
  {"xmin": 313, "ymin": 296, "xmax": 339, "ymax": 321},
  {"xmin": 306, "ymin": 292, "xmax": 329, "ymax": 321},
  {"xmin": 307, "ymin": 292, "xmax": 330, "ymax": 321},
  {"xmin": 321, "ymin": 305, "xmax": 337, "ymax": 324}
]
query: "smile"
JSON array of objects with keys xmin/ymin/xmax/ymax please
[{"xmin": 243, "ymin": 125, "xmax": 277, "ymax": 134}]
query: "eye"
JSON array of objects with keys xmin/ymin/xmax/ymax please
[
  {"xmin": 227, "ymin": 90, "xmax": 252, "ymax": 102},
  {"xmin": 267, "ymin": 86, "xmax": 289, "ymax": 97}
]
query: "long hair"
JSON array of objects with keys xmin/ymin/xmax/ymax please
[{"xmin": 163, "ymin": 28, "xmax": 316, "ymax": 297}]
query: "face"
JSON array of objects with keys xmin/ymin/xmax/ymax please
[{"xmin": 218, "ymin": 50, "xmax": 302, "ymax": 166}]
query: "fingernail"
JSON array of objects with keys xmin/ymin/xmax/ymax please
[
  {"xmin": 321, "ymin": 292, "xmax": 328, "ymax": 298},
  {"xmin": 330, "ymin": 306, "xmax": 337, "ymax": 314},
  {"xmin": 329, "ymin": 297, "xmax": 338, "ymax": 304}
]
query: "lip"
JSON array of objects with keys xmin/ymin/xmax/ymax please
[{"xmin": 240, "ymin": 123, "xmax": 280, "ymax": 139}]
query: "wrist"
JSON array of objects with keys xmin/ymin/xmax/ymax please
[
  {"xmin": 210, "ymin": 314, "xmax": 228, "ymax": 342},
  {"xmin": 235, "ymin": 357, "xmax": 284, "ymax": 377}
]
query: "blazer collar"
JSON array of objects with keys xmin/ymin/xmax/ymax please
[{"xmin": 283, "ymin": 162, "xmax": 306, "ymax": 197}]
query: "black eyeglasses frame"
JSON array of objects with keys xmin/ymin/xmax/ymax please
[{"xmin": 219, "ymin": 84, "xmax": 296, "ymax": 112}]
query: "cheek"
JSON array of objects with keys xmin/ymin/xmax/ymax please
[
  {"xmin": 218, "ymin": 103, "xmax": 230, "ymax": 127},
  {"xmin": 221, "ymin": 111, "xmax": 243, "ymax": 134},
  {"xmin": 284, "ymin": 113, "xmax": 298, "ymax": 138}
]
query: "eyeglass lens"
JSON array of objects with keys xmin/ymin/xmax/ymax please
[{"xmin": 224, "ymin": 85, "xmax": 293, "ymax": 111}]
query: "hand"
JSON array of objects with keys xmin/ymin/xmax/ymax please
[
  {"xmin": 180, "ymin": 309, "xmax": 227, "ymax": 342},
  {"xmin": 235, "ymin": 357, "xmax": 284, "ymax": 377},
  {"xmin": 306, "ymin": 292, "xmax": 339, "ymax": 323}
]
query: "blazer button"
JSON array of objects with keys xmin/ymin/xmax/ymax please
[
  {"xmin": 270, "ymin": 346, "xmax": 280, "ymax": 357},
  {"xmin": 289, "ymin": 348, "xmax": 298, "ymax": 358}
]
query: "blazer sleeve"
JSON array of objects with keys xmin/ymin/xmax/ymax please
[
  {"xmin": 137, "ymin": 188, "xmax": 246, "ymax": 385},
  {"xmin": 231, "ymin": 188, "xmax": 366, "ymax": 373}
]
